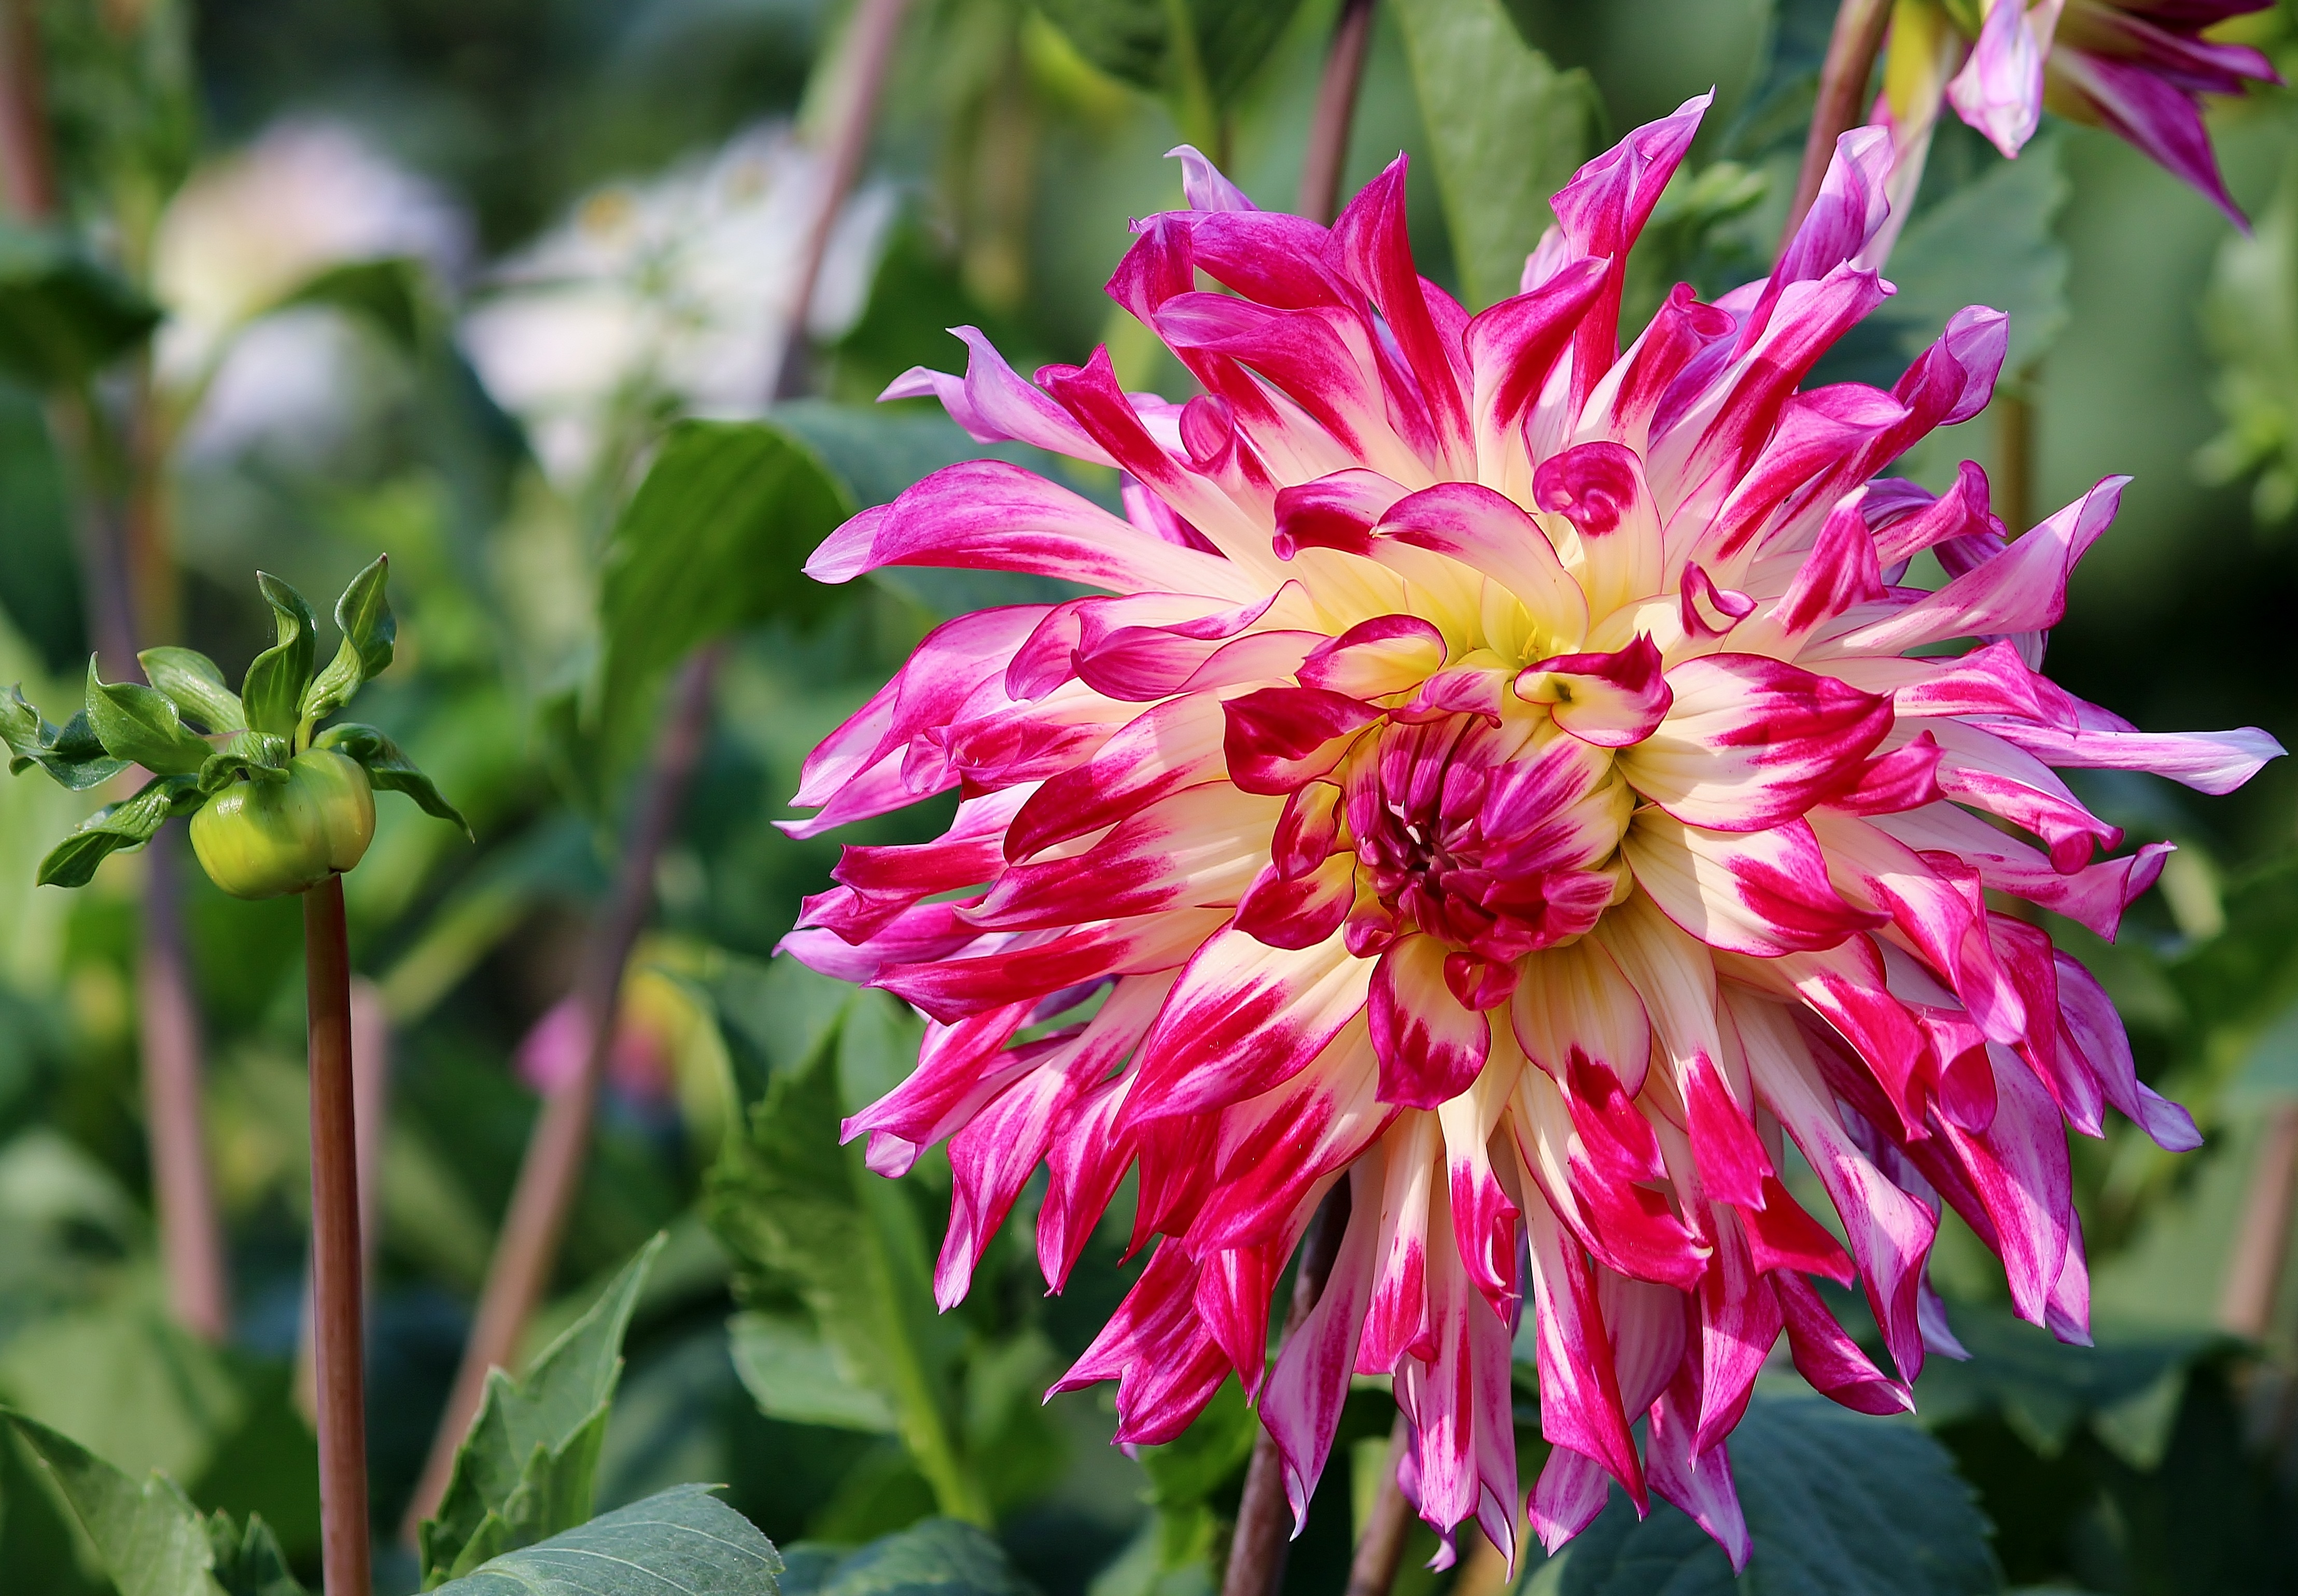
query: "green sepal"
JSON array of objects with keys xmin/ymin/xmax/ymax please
[
  {"xmin": 241, "ymin": 573, "xmax": 317, "ymax": 739},
  {"xmin": 198, "ymin": 731, "xmax": 293, "ymax": 795},
  {"xmin": 300, "ymin": 556, "xmax": 395, "ymax": 731},
  {"xmin": 38, "ymin": 774, "xmax": 204, "ymax": 888},
  {"xmin": 1, "ymin": 686, "xmax": 128, "ymax": 789},
  {"xmin": 138, "ymin": 645, "xmax": 246, "ymax": 733},
  {"xmin": 315, "ymin": 722, "xmax": 471, "ymax": 837},
  {"xmin": 85, "ymin": 659, "xmax": 214, "ymax": 775}
]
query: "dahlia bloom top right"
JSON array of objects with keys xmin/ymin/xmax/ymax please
[{"xmin": 1936, "ymin": 0, "xmax": 2279, "ymax": 223}]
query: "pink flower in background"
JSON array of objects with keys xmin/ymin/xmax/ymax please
[
  {"xmin": 781, "ymin": 97, "xmax": 2276, "ymax": 1567},
  {"xmin": 1938, "ymin": 0, "xmax": 2278, "ymax": 223},
  {"xmin": 515, "ymin": 992, "xmax": 673, "ymax": 1104}
]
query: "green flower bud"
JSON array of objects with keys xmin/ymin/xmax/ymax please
[{"xmin": 188, "ymin": 751, "xmax": 376, "ymax": 899}]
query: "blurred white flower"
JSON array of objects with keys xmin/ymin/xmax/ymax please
[
  {"xmin": 154, "ymin": 119, "xmax": 468, "ymax": 461},
  {"xmin": 459, "ymin": 122, "xmax": 896, "ymax": 488}
]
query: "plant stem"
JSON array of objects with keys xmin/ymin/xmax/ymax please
[
  {"xmin": 1297, "ymin": 0, "xmax": 1377, "ymax": 225},
  {"xmin": 297, "ymin": 979, "xmax": 391, "ymax": 1422},
  {"xmin": 2220, "ymin": 1104, "xmax": 2298, "ymax": 1340},
  {"xmin": 1221, "ymin": 1183, "xmax": 1353, "ymax": 1596},
  {"xmin": 1343, "ymin": 1413, "xmax": 1413, "ymax": 1596},
  {"xmin": 0, "ymin": 0, "xmax": 53, "ymax": 218},
  {"xmin": 140, "ymin": 829, "xmax": 229, "ymax": 1340},
  {"xmin": 306, "ymin": 875, "xmax": 372, "ymax": 1596},
  {"xmin": 400, "ymin": 642, "xmax": 724, "ymax": 1538},
  {"xmin": 1780, "ymin": 0, "xmax": 1894, "ymax": 250}
]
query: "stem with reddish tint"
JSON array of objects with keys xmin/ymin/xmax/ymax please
[
  {"xmin": 307, "ymin": 875, "xmax": 373, "ymax": 1596},
  {"xmin": 2221, "ymin": 1104, "xmax": 2298, "ymax": 1340},
  {"xmin": 1779, "ymin": 0, "xmax": 1894, "ymax": 250},
  {"xmin": 1343, "ymin": 1413, "xmax": 1414, "ymax": 1596},
  {"xmin": 1297, "ymin": 0, "xmax": 1377, "ymax": 225},
  {"xmin": 141, "ymin": 829, "xmax": 230, "ymax": 1339}
]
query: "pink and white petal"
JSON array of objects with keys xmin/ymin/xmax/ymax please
[
  {"xmin": 1192, "ymin": 1020, "xmax": 1396, "ymax": 1252},
  {"xmin": 1619, "ymin": 654, "xmax": 1891, "ymax": 832},
  {"xmin": 1518, "ymin": 636, "xmax": 1673, "ymax": 748},
  {"xmin": 1511, "ymin": 936, "xmax": 1653, "ymax": 1095},
  {"xmin": 1775, "ymin": 1270, "xmax": 1913, "ymax": 1415},
  {"xmin": 1646, "ymin": 1372, "xmax": 1751, "ymax": 1571},
  {"xmin": 1006, "ymin": 693, "xmax": 1231, "ymax": 861},
  {"xmin": 2055, "ymin": 952, "xmax": 2200, "ymax": 1152},
  {"xmin": 1523, "ymin": 1181, "xmax": 1647, "ymax": 1507},
  {"xmin": 1375, "ymin": 483, "xmax": 1591, "ymax": 645},
  {"xmin": 1263, "ymin": 1157, "xmax": 1382, "ymax": 1530},
  {"xmin": 971, "ymin": 783, "xmax": 1280, "ymax": 929},
  {"xmin": 1370, "ymin": 932, "xmax": 1493, "ymax": 1109},
  {"xmin": 882, "ymin": 326, "xmax": 1118, "ymax": 463},
  {"xmin": 877, "ymin": 908, "xmax": 1226, "ymax": 1024},
  {"xmin": 1624, "ymin": 812, "xmax": 1881, "ymax": 958},
  {"xmin": 1946, "ymin": 0, "xmax": 2063, "ymax": 158},
  {"xmin": 1052, "ymin": 1242, "xmax": 1234, "ymax": 1444},
  {"xmin": 1224, "ymin": 685, "xmax": 1384, "ymax": 795},
  {"xmin": 1533, "ymin": 442, "xmax": 1664, "ymax": 620},
  {"xmin": 1233, "ymin": 850, "xmax": 1360, "ymax": 951},
  {"xmin": 1297, "ymin": 614, "xmax": 1448, "ymax": 698}
]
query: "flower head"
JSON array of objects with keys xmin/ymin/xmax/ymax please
[
  {"xmin": 1925, "ymin": 0, "xmax": 2278, "ymax": 223},
  {"xmin": 783, "ymin": 98, "xmax": 2278, "ymax": 1566}
]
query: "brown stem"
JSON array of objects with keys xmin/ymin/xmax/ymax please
[
  {"xmin": 141, "ymin": 829, "xmax": 230, "ymax": 1340},
  {"xmin": 306, "ymin": 875, "xmax": 372, "ymax": 1596},
  {"xmin": 769, "ymin": 0, "xmax": 911, "ymax": 404},
  {"xmin": 1779, "ymin": 0, "xmax": 1894, "ymax": 250},
  {"xmin": 0, "ymin": 0, "xmax": 53, "ymax": 219},
  {"xmin": 1343, "ymin": 1413, "xmax": 1414, "ymax": 1596},
  {"xmin": 1221, "ymin": 1183, "xmax": 1352, "ymax": 1596},
  {"xmin": 399, "ymin": 643, "xmax": 725, "ymax": 1539},
  {"xmin": 1297, "ymin": 0, "xmax": 1377, "ymax": 225},
  {"xmin": 297, "ymin": 979, "xmax": 391, "ymax": 1422},
  {"xmin": 2220, "ymin": 1104, "xmax": 2298, "ymax": 1341}
]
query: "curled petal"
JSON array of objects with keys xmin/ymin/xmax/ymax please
[{"xmin": 1518, "ymin": 635, "xmax": 1673, "ymax": 748}]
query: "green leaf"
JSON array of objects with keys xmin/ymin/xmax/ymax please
[
  {"xmin": 729, "ymin": 1311, "xmax": 900, "ymax": 1433},
  {"xmin": 1033, "ymin": 0, "xmax": 1308, "ymax": 123},
  {"xmin": 430, "ymin": 1484, "xmax": 782, "ymax": 1595},
  {"xmin": 594, "ymin": 419, "xmax": 853, "ymax": 748},
  {"xmin": 777, "ymin": 1518, "xmax": 1028, "ymax": 1596},
  {"xmin": 198, "ymin": 731, "xmax": 293, "ymax": 795},
  {"xmin": 38, "ymin": 775, "xmax": 203, "ymax": 887},
  {"xmin": 313, "ymin": 721, "xmax": 472, "ymax": 836},
  {"xmin": 420, "ymin": 1234, "xmax": 667, "ymax": 1586},
  {"xmin": 281, "ymin": 258, "xmax": 429, "ymax": 352},
  {"xmin": 205, "ymin": 1514, "xmax": 307, "ymax": 1596},
  {"xmin": 138, "ymin": 647, "xmax": 246, "ymax": 734},
  {"xmin": 300, "ymin": 555, "xmax": 397, "ymax": 729},
  {"xmin": 707, "ymin": 990, "xmax": 987, "ymax": 1526},
  {"xmin": 1, "ymin": 686, "xmax": 128, "ymax": 789},
  {"xmin": 2196, "ymin": 150, "xmax": 2298, "ymax": 526},
  {"xmin": 1390, "ymin": 0, "xmax": 1603, "ymax": 310},
  {"xmin": 239, "ymin": 574, "xmax": 318, "ymax": 740},
  {"xmin": 0, "ymin": 1407, "xmax": 258, "ymax": 1596},
  {"xmin": 0, "ymin": 224, "xmax": 161, "ymax": 388},
  {"xmin": 1549, "ymin": 1397, "xmax": 2000, "ymax": 1596},
  {"xmin": 1882, "ymin": 136, "xmax": 2071, "ymax": 375},
  {"xmin": 85, "ymin": 659, "xmax": 215, "ymax": 775}
]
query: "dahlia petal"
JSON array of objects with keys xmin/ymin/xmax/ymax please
[
  {"xmin": 1362, "ymin": 1112, "xmax": 1441, "ymax": 1371},
  {"xmin": 877, "ymin": 908, "xmax": 1227, "ymax": 1024},
  {"xmin": 1234, "ymin": 850, "xmax": 1358, "ymax": 950},
  {"xmin": 1224, "ymin": 685, "xmax": 1383, "ymax": 796},
  {"xmin": 1930, "ymin": 1042, "xmax": 2073, "ymax": 1328},
  {"xmin": 2054, "ymin": 951, "xmax": 2199, "ymax": 1151},
  {"xmin": 1465, "ymin": 256, "xmax": 1608, "ymax": 482},
  {"xmin": 1438, "ymin": 1070, "xmax": 1520, "ymax": 1318},
  {"xmin": 1512, "ymin": 1054, "xmax": 1711, "ymax": 1290},
  {"xmin": 1871, "ymin": 460, "xmax": 2003, "ymax": 565},
  {"xmin": 1519, "ymin": 635, "xmax": 1673, "ymax": 748},
  {"xmin": 1052, "ymin": 1242, "xmax": 1232, "ymax": 1444},
  {"xmin": 1375, "ymin": 483, "xmax": 1590, "ymax": 643},
  {"xmin": 2050, "ymin": 46, "xmax": 2247, "ymax": 225},
  {"xmin": 1523, "ymin": 1183, "xmax": 1647, "ymax": 1507},
  {"xmin": 1646, "ymin": 1372, "xmax": 1750, "ymax": 1570},
  {"xmin": 1125, "ymin": 925, "xmax": 1375, "ymax": 1122},
  {"xmin": 1775, "ymin": 1270, "xmax": 1913, "ymax": 1415},
  {"xmin": 1370, "ymin": 933, "xmax": 1493, "ymax": 1109},
  {"xmin": 1737, "ymin": 1176, "xmax": 1855, "ymax": 1284},
  {"xmin": 1263, "ymin": 1162, "xmax": 1380, "ymax": 1531},
  {"xmin": 1006, "ymin": 693, "xmax": 1230, "ymax": 861},
  {"xmin": 1193, "ymin": 1020, "xmax": 1393, "ymax": 1251},
  {"xmin": 1511, "ymin": 937, "xmax": 1652, "ymax": 1095},
  {"xmin": 1298, "ymin": 614, "xmax": 1448, "ymax": 699},
  {"xmin": 1625, "ymin": 813, "xmax": 1881, "ymax": 957},
  {"xmin": 1684, "ymin": 1048, "xmax": 1771, "ymax": 1209},
  {"xmin": 1168, "ymin": 144, "xmax": 1255, "ymax": 213},
  {"xmin": 882, "ymin": 326, "xmax": 1117, "ymax": 463},
  {"xmin": 807, "ymin": 459, "xmax": 1259, "ymax": 600},
  {"xmin": 1328, "ymin": 154, "xmax": 1472, "ymax": 467},
  {"xmin": 1528, "ymin": 1446, "xmax": 1615, "ymax": 1555},
  {"xmin": 1825, "ymin": 732, "xmax": 1945, "ymax": 816},
  {"xmin": 1621, "ymin": 654, "xmax": 1891, "ymax": 832},
  {"xmin": 1771, "ymin": 491, "xmax": 1885, "ymax": 637},
  {"xmin": 1967, "ymin": 716, "xmax": 2283, "ymax": 796},
  {"xmin": 1761, "ymin": 125, "xmax": 1895, "ymax": 324},
  {"xmin": 1947, "ymin": 0, "xmax": 2062, "ymax": 158}
]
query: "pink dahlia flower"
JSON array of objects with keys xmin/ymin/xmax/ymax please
[
  {"xmin": 782, "ymin": 96, "xmax": 2277, "ymax": 1567},
  {"xmin": 1938, "ymin": 0, "xmax": 2278, "ymax": 223}
]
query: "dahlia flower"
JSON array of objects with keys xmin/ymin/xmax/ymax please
[
  {"xmin": 781, "ymin": 97, "xmax": 2277, "ymax": 1566},
  {"xmin": 1894, "ymin": 0, "xmax": 2277, "ymax": 225}
]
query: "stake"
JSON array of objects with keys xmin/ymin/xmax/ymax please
[
  {"xmin": 1779, "ymin": 0, "xmax": 1894, "ymax": 249},
  {"xmin": 306, "ymin": 875, "xmax": 372, "ymax": 1596},
  {"xmin": 1220, "ymin": 1184, "xmax": 1352, "ymax": 1596},
  {"xmin": 2220, "ymin": 1103, "xmax": 2298, "ymax": 1340},
  {"xmin": 404, "ymin": 0, "xmax": 913, "ymax": 1538},
  {"xmin": 1343, "ymin": 1413, "xmax": 1414, "ymax": 1596},
  {"xmin": 1297, "ymin": 0, "xmax": 1377, "ymax": 225}
]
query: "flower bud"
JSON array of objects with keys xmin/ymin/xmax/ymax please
[{"xmin": 188, "ymin": 751, "xmax": 375, "ymax": 899}]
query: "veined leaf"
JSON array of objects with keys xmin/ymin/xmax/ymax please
[
  {"xmin": 138, "ymin": 647, "xmax": 245, "ymax": 735},
  {"xmin": 38, "ymin": 775, "xmax": 203, "ymax": 887},
  {"xmin": 593, "ymin": 419, "xmax": 852, "ymax": 750},
  {"xmin": 776, "ymin": 1518, "xmax": 1029, "ymax": 1596},
  {"xmin": 2, "ymin": 1407, "xmax": 306, "ymax": 1596},
  {"xmin": 418, "ymin": 1233, "xmax": 667, "ymax": 1586},
  {"xmin": 1390, "ymin": 0, "xmax": 1602, "ymax": 310},
  {"xmin": 729, "ymin": 1311, "xmax": 899, "ymax": 1433},
  {"xmin": 198, "ymin": 731, "xmax": 293, "ymax": 795},
  {"xmin": 301, "ymin": 555, "xmax": 397, "ymax": 730},
  {"xmin": 314, "ymin": 722, "xmax": 472, "ymax": 835},
  {"xmin": 1, "ymin": 686, "xmax": 129, "ymax": 789},
  {"xmin": 240, "ymin": 574, "xmax": 317, "ymax": 740},
  {"xmin": 1544, "ymin": 1397, "xmax": 2000, "ymax": 1596},
  {"xmin": 430, "ymin": 1485, "xmax": 781, "ymax": 1595},
  {"xmin": 707, "ymin": 989, "xmax": 987, "ymax": 1526},
  {"xmin": 86, "ymin": 660, "xmax": 215, "ymax": 775},
  {"xmin": 0, "ymin": 224, "xmax": 161, "ymax": 388}
]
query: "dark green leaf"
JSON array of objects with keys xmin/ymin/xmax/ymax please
[
  {"xmin": 38, "ymin": 775, "xmax": 203, "ymax": 888},
  {"xmin": 198, "ymin": 731, "xmax": 293, "ymax": 795},
  {"xmin": 0, "ymin": 224, "xmax": 161, "ymax": 388},
  {"xmin": 206, "ymin": 1514, "xmax": 307, "ymax": 1596},
  {"xmin": 301, "ymin": 555, "xmax": 396, "ymax": 727},
  {"xmin": 1, "ymin": 1406, "xmax": 241, "ymax": 1596},
  {"xmin": 1881, "ymin": 137, "xmax": 2070, "ymax": 375},
  {"xmin": 281, "ymin": 258, "xmax": 428, "ymax": 351},
  {"xmin": 430, "ymin": 1485, "xmax": 782, "ymax": 1596},
  {"xmin": 313, "ymin": 722, "xmax": 472, "ymax": 836},
  {"xmin": 595, "ymin": 419, "xmax": 853, "ymax": 748},
  {"xmin": 85, "ymin": 659, "xmax": 215, "ymax": 774},
  {"xmin": 1552, "ymin": 1397, "xmax": 2000, "ymax": 1596},
  {"xmin": 1033, "ymin": 0, "xmax": 1307, "ymax": 114},
  {"xmin": 776, "ymin": 1519, "xmax": 1028, "ymax": 1596},
  {"xmin": 138, "ymin": 647, "xmax": 245, "ymax": 734},
  {"xmin": 419, "ymin": 1235, "xmax": 666, "ymax": 1586},
  {"xmin": 729, "ymin": 1311, "xmax": 898, "ymax": 1433},
  {"xmin": 1390, "ymin": 0, "xmax": 1604, "ymax": 310},
  {"xmin": 1, "ymin": 686, "xmax": 128, "ymax": 788},
  {"xmin": 239, "ymin": 574, "xmax": 317, "ymax": 740}
]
